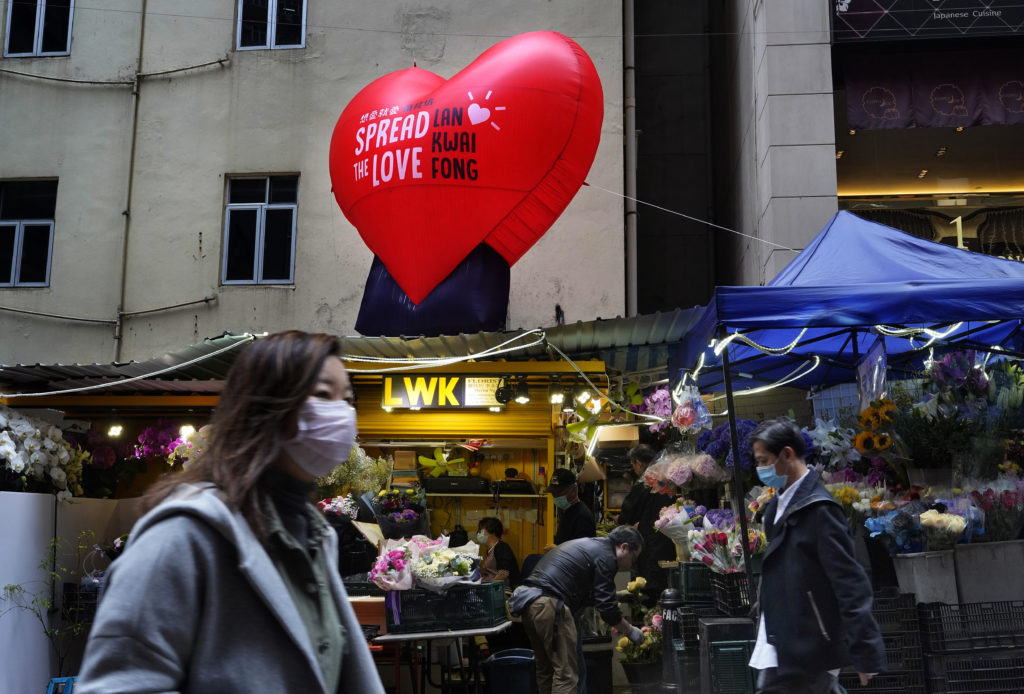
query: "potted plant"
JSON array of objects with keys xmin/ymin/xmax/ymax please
[{"xmin": 616, "ymin": 609, "xmax": 664, "ymax": 691}]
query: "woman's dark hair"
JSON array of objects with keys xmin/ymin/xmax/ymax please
[
  {"xmin": 478, "ymin": 517, "xmax": 504, "ymax": 538},
  {"xmin": 748, "ymin": 417, "xmax": 805, "ymax": 457},
  {"xmin": 627, "ymin": 444, "xmax": 657, "ymax": 467},
  {"xmin": 607, "ymin": 524, "xmax": 644, "ymax": 551},
  {"xmin": 143, "ymin": 330, "xmax": 342, "ymax": 539}
]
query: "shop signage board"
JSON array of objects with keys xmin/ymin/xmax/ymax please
[
  {"xmin": 381, "ymin": 374, "xmax": 502, "ymax": 409},
  {"xmin": 833, "ymin": 0, "xmax": 1024, "ymax": 42}
]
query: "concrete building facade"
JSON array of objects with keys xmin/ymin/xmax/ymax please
[{"xmin": 0, "ymin": 1, "xmax": 624, "ymax": 364}]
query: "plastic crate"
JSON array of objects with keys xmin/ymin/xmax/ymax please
[
  {"xmin": 675, "ymin": 561, "xmax": 714, "ymax": 603},
  {"xmin": 924, "ymin": 647, "xmax": 1024, "ymax": 693},
  {"xmin": 344, "ymin": 581, "xmax": 386, "ymax": 596},
  {"xmin": 878, "ymin": 630, "xmax": 923, "ymax": 673},
  {"xmin": 679, "ymin": 606, "xmax": 699, "ymax": 649},
  {"xmin": 710, "ymin": 571, "xmax": 755, "ymax": 617},
  {"xmin": 385, "ymin": 582, "xmax": 507, "ymax": 633},
  {"xmin": 702, "ymin": 639, "xmax": 756, "ymax": 694},
  {"xmin": 918, "ymin": 601, "xmax": 1024, "ymax": 652},
  {"xmin": 871, "ymin": 588, "xmax": 918, "ymax": 634},
  {"xmin": 838, "ymin": 670, "xmax": 926, "ymax": 694}
]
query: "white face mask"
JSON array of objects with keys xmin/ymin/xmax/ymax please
[{"xmin": 281, "ymin": 398, "xmax": 357, "ymax": 478}]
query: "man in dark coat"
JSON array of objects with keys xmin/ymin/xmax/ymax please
[
  {"xmin": 617, "ymin": 444, "xmax": 675, "ymax": 606},
  {"xmin": 509, "ymin": 526, "xmax": 645, "ymax": 694},
  {"xmin": 547, "ymin": 468, "xmax": 596, "ymax": 546},
  {"xmin": 748, "ymin": 418, "xmax": 886, "ymax": 693}
]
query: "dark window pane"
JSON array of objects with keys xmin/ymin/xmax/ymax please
[
  {"xmin": 228, "ymin": 178, "xmax": 267, "ymax": 204},
  {"xmin": 225, "ymin": 209, "xmax": 258, "ymax": 281},
  {"xmin": 239, "ymin": 0, "xmax": 269, "ymax": 47},
  {"xmin": 7, "ymin": 0, "xmax": 38, "ymax": 54},
  {"xmin": 261, "ymin": 209, "xmax": 294, "ymax": 281},
  {"xmin": 40, "ymin": 0, "xmax": 71, "ymax": 53},
  {"xmin": 268, "ymin": 176, "xmax": 298, "ymax": 203},
  {"xmin": 0, "ymin": 180, "xmax": 58, "ymax": 220},
  {"xmin": 18, "ymin": 223, "xmax": 51, "ymax": 283},
  {"xmin": 274, "ymin": 0, "xmax": 303, "ymax": 46},
  {"xmin": 0, "ymin": 225, "xmax": 15, "ymax": 283}
]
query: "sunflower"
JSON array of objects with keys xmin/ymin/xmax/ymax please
[
  {"xmin": 876, "ymin": 400, "xmax": 897, "ymax": 424},
  {"xmin": 874, "ymin": 432, "xmax": 892, "ymax": 451},
  {"xmin": 854, "ymin": 430, "xmax": 876, "ymax": 454}
]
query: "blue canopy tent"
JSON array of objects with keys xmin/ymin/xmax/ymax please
[
  {"xmin": 664, "ymin": 210, "xmax": 1024, "ymax": 595},
  {"xmin": 668, "ymin": 210, "xmax": 1024, "ymax": 394}
]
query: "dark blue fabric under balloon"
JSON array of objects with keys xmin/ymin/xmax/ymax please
[{"xmin": 355, "ymin": 243, "xmax": 510, "ymax": 336}]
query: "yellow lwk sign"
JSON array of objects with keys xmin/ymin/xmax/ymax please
[{"xmin": 381, "ymin": 375, "xmax": 501, "ymax": 409}]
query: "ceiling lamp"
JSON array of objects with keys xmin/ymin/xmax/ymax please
[
  {"xmin": 575, "ymin": 383, "xmax": 591, "ymax": 404},
  {"xmin": 494, "ymin": 377, "xmax": 514, "ymax": 405},
  {"xmin": 548, "ymin": 378, "xmax": 565, "ymax": 405},
  {"xmin": 561, "ymin": 385, "xmax": 576, "ymax": 412},
  {"xmin": 515, "ymin": 376, "xmax": 531, "ymax": 404}
]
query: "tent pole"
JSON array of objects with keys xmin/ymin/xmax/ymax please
[{"xmin": 720, "ymin": 335, "xmax": 755, "ymax": 604}]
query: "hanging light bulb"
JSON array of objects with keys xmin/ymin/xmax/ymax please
[{"xmin": 515, "ymin": 376, "xmax": 531, "ymax": 404}]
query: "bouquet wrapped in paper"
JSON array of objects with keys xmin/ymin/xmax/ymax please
[
  {"xmin": 411, "ymin": 543, "xmax": 481, "ymax": 593},
  {"xmin": 654, "ymin": 501, "xmax": 704, "ymax": 559},
  {"xmin": 373, "ymin": 487, "xmax": 428, "ymax": 539},
  {"xmin": 643, "ymin": 450, "xmax": 730, "ymax": 494},
  {"xmin": 368, "ymin": 541, "xmax": 415, "ymax": 592},
  {"xmin": 919, "ymin": 509, "xmax": 968, "ymax": 551}
]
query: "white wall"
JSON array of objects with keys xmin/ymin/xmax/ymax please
[
  {"xmin": 0, "ymin": 493, "xmax": 141, "ymax": 689},
  {"xmin": 0, "ymin": 1, "xmax": 623, "ymax": 365}
]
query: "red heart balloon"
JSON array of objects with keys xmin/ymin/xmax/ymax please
[{"xmin": 329, "ymin": 31, "xmax": 603, "ymax": 304}]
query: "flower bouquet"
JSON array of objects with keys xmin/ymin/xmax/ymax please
[
  {"xmin": 616, "ymin": 610, "xmax": 663, "ymax": 665},
  {"xmin": 643, "ymin": 450, "xmax": 730, "ymax": 495},
  {"xmin": 919, "ymin": 509, "xmax": 968, "ymax": 551},
  {"xmin": 368, "ymin": 542, "xmax": 415, "ymax": 592},
  {"xmin": 411, "ymin": 545, "xmax": 481, "ymax": 593},
  {"xmin": 697, "ymin": 419, "xmax": 758, "ymax": 469},
  {"xmin": 317, "ymin": 494, "xmax": 359, "ymax": 520},
  {"xmin": 654, "ymin": 501, "xmax": 705, "ymax": 560},
  {"xmin": 373, "ymin": 487, "xmax": 428, "ymax": 539},
  {"xmin": 970, "ymin": 485, "xmax": 1024, "ymax": 542}
]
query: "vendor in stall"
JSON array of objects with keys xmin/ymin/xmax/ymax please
[
  {"xmin": 477, "ymin": 516, "xmax": 521, "ymax": 588},
  {"xmin": 617, "ymin": 444, "xmax": 676, "ymax": 606},
  {"xmin": 546, "ymin": 468, "xmax": 596, "ymax": 547}
]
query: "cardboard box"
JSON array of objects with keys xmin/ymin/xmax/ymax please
[
  {"xmin": 349, "ymin": 596, "xmax": 387, "ymax": 634},
  {"xmin": 597, "ymin": 425, "xmax": 639, "ymax": 448},
  {"xmin": 393, "ymin": 450, "xmax": 417, "ymax": 470}
]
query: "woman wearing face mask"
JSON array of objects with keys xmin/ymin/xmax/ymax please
[
  {"xmin": 76, "ymin": 331, "xmax": 386, "ymax": 694},
  {"xmin": 477, "ymin": 516, "xmax": 521, "ymax": 588}
]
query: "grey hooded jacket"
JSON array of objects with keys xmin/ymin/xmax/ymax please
[{"xmin": 76, "ymin": 483, "xmax": 385, "ymax": 694}]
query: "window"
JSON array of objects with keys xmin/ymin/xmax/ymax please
[
  {"xmin": 222, "ymin": 175, "xmax": 298, "ymax": 284},
  {"xmin": 4, "ymin": 0, "xmax": 73, "ymax": 57},
  {"xmin": 236, "ymin": 0, "xmax": 306, "ymax": 50},
  {"xmin": 0, "ymin": 180, "xmax": 57, "ymax": 287}
]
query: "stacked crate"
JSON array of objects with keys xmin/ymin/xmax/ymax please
[
  {"xmin": 918, "ymin": 600, "xmax": 1024, "ymax": 693},
  {"xmin": 839, "ymin": 589, "xmax": 925, "ymax": 694}
]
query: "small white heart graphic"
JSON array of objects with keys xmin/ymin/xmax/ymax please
[{"xmin": 467, "ymin": 103, "xmax": 491, "ymax": 125}]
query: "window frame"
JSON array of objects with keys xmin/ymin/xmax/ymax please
[
  {"xmin": 235, "ymin": 0, "xmax": 307, "ymax": 51},
  {"xmin": 3, "ymin": 0, "xmax": 74, "ymax": 58},
  {"xmin": 221, "ymin": 177, "xmax": 298, "ymax": 286},
  {"xmin": 0, "ymin": 220, "xmax": 55, "ymax": 287}
]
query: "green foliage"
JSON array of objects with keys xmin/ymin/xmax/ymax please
[
  {"xmin": 897, "ymin": 407, "xmax": 977, "ymax": 470},
  {"xmin": 1, "ymin": 530, "xmax": 99, "ymax": 676},
  {"xmin": 316, "ymin": 445, "xmax": 392, "ymax": 498}
]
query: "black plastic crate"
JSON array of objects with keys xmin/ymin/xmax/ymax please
[
  {"xmin": 702, "ymin": 639, "xmax": 756, "ymax": 694},
  {"xmin": 838, "ymin": 670, "xmax": 926, "ymax": 694},
  {"xmin": 385, "ymin": 582, "xmax": 507, "ymax": 633},
  {"xmin": 710, "ymin": 571, "xmax": 755, "ymax": 617},
  {"xmin": 675, "ymin": 561, "xmax": 715, "ymax": 604},
  {"xmin": 918, "ymin": 601, "xmax": 1024, "ymax": 653},
  {"xmin": 924, "ymin": 647, "xmax": 1024, "ymax": 693},
  {"xmin": 871, "ymin": 588, "xmax": 918, "ymax": 634},
  {"xmin": 344, "ymin": 581, "xmax": 386, "ymax": 596},
  {"xmin": 679, "ymin": 606, "xmax": 700, "ymax": 649},
  {"xmin": 879, "ymin": 630, "xmax": 923, "ymax": 673}
]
